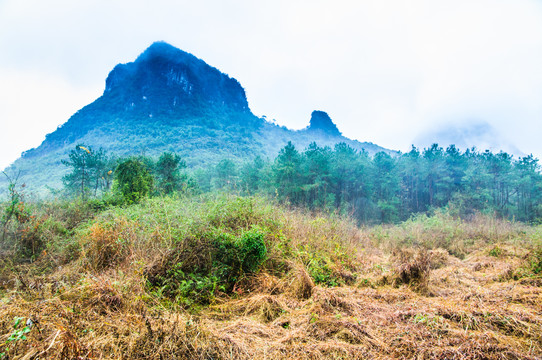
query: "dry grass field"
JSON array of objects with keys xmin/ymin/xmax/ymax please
[{"xmin": 0, "ymin": 196, "xmax": 540, "ymax": 359}]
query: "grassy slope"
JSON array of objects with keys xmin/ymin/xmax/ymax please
[
  {"xmin": 0, "ymin": 108, "xmax": 391, "ymax": 198},
  {"xmin": 0, "ymin": 195, "xmax": 541, "ymax": 359}
]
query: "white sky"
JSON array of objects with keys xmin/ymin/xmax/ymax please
[{"xmin": 1, "ymin": 0, "xmax": 542, "ymax": 169}]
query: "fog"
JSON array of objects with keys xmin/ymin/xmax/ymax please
[{"xmin": 1, "ymin": 0, "xmax": 542, "ymax": 169}]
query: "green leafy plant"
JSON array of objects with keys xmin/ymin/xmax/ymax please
[
  {"xmin": 1, "ymin": 317, "xmax": 32, "ymax": 358},
  {"xmin": 2, "ymin": 171, "xmax": 29, "ymax": 242},
  {"xmin": 306, "ymin": 256, "xmax": 340, "ymax": 287},
  {"xmin": 149, "ymin": 226, "xmax": 268, "ymax": 305},
  {"xmin": 528, "ymin": 247, "xmax": 542, "ymax": 275},
  {"xmin": 488, "ymin": 245, "xmax": 503, "ymax": 257},
  {"xmin": 114, "ymin": 158, "xmax": 154, "ymax": 204}
]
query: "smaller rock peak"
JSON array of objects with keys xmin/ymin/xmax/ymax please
[{"xmin": 307, "ymin": 111, "xmax": 341, "ymax": 136}]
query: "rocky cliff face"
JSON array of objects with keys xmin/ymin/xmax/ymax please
[
  {"xmin": 306, "ymin": 111, "xmax": 341, "ymax": 136},
  {"xmin": 104, "ymin": 41, "xmax": 249, "ymax": 114}
]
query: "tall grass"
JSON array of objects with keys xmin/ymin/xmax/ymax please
[{"xmin": 0, "ymin": 194, "xmax": 541, "ymax": 359}]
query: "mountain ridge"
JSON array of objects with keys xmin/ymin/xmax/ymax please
[{"xmin": 2, "ymin": 41, "xmax": 394, "ymax": 196}]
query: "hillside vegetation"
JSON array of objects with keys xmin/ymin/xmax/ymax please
[
  {"xmin": 1, "ymin": 42, "xmax": 389, "ymax": 195},
  {"xmin": 0, "ymin": 195, "xmax": 541, "ymax": 359},
  {"xmin": 20, "ymin": 140, "xmax": 542, "ymax": 224}
]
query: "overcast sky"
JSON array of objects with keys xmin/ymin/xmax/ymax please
[{"xmin": 1, "ymin": 0, "xmax": 542, "ymax": 170}]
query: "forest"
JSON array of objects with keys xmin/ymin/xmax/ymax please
[{"xmin": 53, "ymin": 141, "xmax": 542, "ymax": 224}]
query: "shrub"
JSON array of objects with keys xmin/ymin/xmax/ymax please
[
  {"xmin": 18, "ymin": 216, "xmax": 45, "ymax": 258},
  {"xmin": 488, "ymin": 245, "xmax": 503, "ymax": 257},
  {"xmin": 524, "ymin": 245, "xmax": 542, "ymax": 276},
  {"xmin": 148, "ymin": 226, "xmax": 268, "ymax": 305},
  {"xmin": 80, "ymin": 219, "xmax": 133, "ymax": 271},
  {"xmin": 530, "ymin": 248, "xmax": 542, "ymax": 275},
  {"xmin": 114, "ymin": 159, "xmax": 154, "ymax": 204},
  {"xmin": 86, "ymin": 194, "xmax": 125, "ymax": 212},
  {"xmin": 392, "ymin": 247, "xmax": 431, "ymax": 290},
  {"xmin": 306, "ymin": 255, "xmax": 341, "ymax": 287},
  {"xmin": 205, "ymin": 195, "xmax": 278, "ymax": 231}
]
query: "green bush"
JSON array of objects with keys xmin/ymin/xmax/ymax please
[
  {"xmin": 213, "ymin": 227, "xmax": 268, "ymax": 283},
  {"xmin": 149, "ymin": 226, "xmax": 268, "ymax": 305},
  {"xmin": 528, "ymin": 247, "xmax": 542, "ymax": 275},
  {"xmin": 488, "ymin": 245, "xmax": 503, "ymax": 257},
  {"xmin": 307, "ymin": 257, "xmax": 340, "ymax": 286},
  {"xmin": 114, "ymin": 158, "xmax": 154, "ymax": 204},
  {"xmin": 86, "ymin": 194, "xmax": 125, "ymax": 212}
]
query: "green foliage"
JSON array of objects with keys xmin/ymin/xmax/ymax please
[
  {"xmin": 213, "ymin": 159, "xmax": 238, "ymax": 191},
  {"xmin": 230, "ymin": 142, "xmax": 542, "ymax": 224},
  {"xmin": 7, "ymin": 317, "xmax": 31, "ymax": 342},
  {"xmin": 214, "ymin": 227, "xmax": 268, "ymax": 275},
  {"xmin": 114, "ymin": 158, "xmax": 154, "ymax": 204},
  {"xmin": 151, "ymin": 227, "xmax": 268, "ymax": 305},
  {"xmin": 85, "ymin": 194, "xmax": 126, "ymax": 212},
  {"xmin": 273, "ymin": 141, "xmax": 303, "ymax": 204},
  {"xmin": 155, "ymin": 152, "xmax": 187, "ymax": 195},
  {"xmin": 0, "ymin": 317, "xmax": 32, "ymax": 358},
  {"xmin": 27, "ymin": 137, "xmax": 542, "ymax": 228},
  {"xmin": 488, "ymin": 245, "xmax": 503, "ymax": 257},
  {"xmin": 86, "ymin": 195, "xmax": 279, "ymax": 306},
  {"xmin": 62, "ymin": 145, "xmax": 114, "ymax": 199},
  {"xmin": 0, "ymin": 173, "xmax": 46, "ymax": 258},
  {"xmin": 240, "ymin": 156, "xmax": 268, "ymax": 194},
  {"xmin": 1, "ymin": 172, "xmax": 29, "ymax": 243},
  {"xmin": 528, "ymin": 246, "xmax": 542, "ymax": 275},
  {"xmin": 307, "ymin": 256, "xmax": 340, "ymax": 287},
  {"xmin": 512, "ymin": 241, "xmax": 542, "ymax": 279}
]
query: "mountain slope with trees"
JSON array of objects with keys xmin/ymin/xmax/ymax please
[{"xmin": 2, "ymin": 42, "xmax": 390, "ymax": 196}]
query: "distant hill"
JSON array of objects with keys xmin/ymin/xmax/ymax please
[{"xmin": 2, "ymin": 41, "xmax": 393, "ymax": 196}]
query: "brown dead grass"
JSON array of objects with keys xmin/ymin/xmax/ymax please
[
  {"xmin": 2, "ymin": 246, "xmax": 540, "ymax": 359},
  {"xmin": 0, "ymin": 205, "xmax": 541, "ymax": 359}
]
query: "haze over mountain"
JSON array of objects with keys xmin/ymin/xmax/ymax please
[
  {"xmin": 414, "ymin": 120, "xmax": 526, "ymax": 157},
  {"xmin": 2, "ymin": 42, "xmax": 391, "ymax": 195}
]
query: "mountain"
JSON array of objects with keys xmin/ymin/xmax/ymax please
[
  {"xmin": 305, "ymin": 111, "xmax": 342, "ymax": 136},
  {"xmin": 2, "ymin": 41, "xmax": 392, "ymax": 196}
]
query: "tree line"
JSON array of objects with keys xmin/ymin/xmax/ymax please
[
  {"xmin": 60, "ymin": 142, "xmax": 542, "ymax": 223},
  {"xmin": 201, "ymin": 142, "xmax": 542, "ymax": 223},
  {"xmin": 61, "ymin": 145, "xmax": 194, "ymax": 204}
]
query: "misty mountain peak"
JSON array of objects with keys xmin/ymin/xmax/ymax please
[
  {"xmin": 137, "ymin": 41, "xmax": 189, "ymax": 61},
  {"xmin": 104, "ymin": 41, "xmax": 249, "ymax": 112},
  {"xmin": 307, "ymin": 111, "xmax": 341, "ymax": 136}
]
